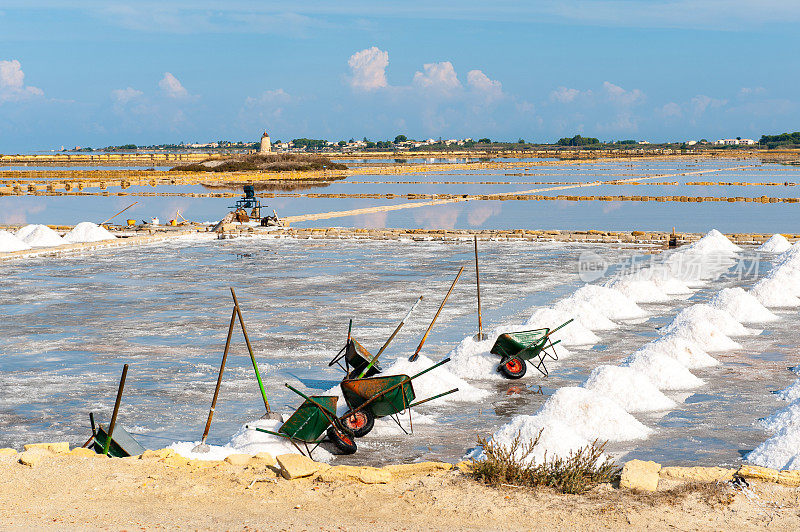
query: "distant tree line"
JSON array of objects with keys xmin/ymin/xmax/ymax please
[
  {"xmin": 556, "ymin": 135, "xmax": 600, "ymax": 146},
  {"xmin": 760, "ymin": 132, "xmax": 800, "ymax": 149}
]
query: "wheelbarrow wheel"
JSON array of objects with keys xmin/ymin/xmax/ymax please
[
  {"xmin": 342, "ymin": 410, "xmax": 375, "ymax": 438},
  {"xmin": 326, "ymin": 425, "xmax": 358, "ymax": 454},
  {"xmin": 499, "ymin": 357, "xmax": 527, "ymax": 379}
]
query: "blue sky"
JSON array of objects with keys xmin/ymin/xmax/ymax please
[{"xmin": 1, "ymin": 1, "xmax": 799, "ymax": 152}]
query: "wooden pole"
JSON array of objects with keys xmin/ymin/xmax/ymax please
[
  {"xmin": 358, "ymin": 296, "xmax": 423, "ymax": 378},
  {"xmin": 195, "ymin": 306, "xmax": 237, "ymax": 450},
  {"xmin": 474, "ymin": 236, "xmax": 484, "ymax": 340},
  {"xmin": 103, "ymin": 364, "xmax": 128, "ymax": 456},
  {"xmin": 99, "ymin": 202, "xmax": 138, "ymax": 226},
  {"xmin": 410, "ymin": 267, "xmax": 464, "ymax": 362},
  {"xmin": 229, "ymin": 288, "xmax": 272, "ymax": 414}
]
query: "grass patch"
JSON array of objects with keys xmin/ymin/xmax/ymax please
[
  {"xmin": 472, "ymin": 431, "xmax": 620, "ymax": 494},
  {"xmin": 170, "ymin": 153, "xmax": 347, "ymax": 173}
]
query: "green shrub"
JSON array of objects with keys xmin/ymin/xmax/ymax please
[{"xmin": 471, "ymin": 431, "xmax": 620, "ymax": 494}]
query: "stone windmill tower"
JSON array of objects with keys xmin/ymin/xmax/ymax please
[{"xmin": 259, "ymin": 130, "xmax": 271, "ymax": 154}]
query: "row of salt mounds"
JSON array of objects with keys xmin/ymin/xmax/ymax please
[
  {"xmin": 605, "ymin": 275, "xmax": 672, "ymax": 304},
  {"xmin": 554, "ymin": 284, "xmax": 648, "ymax": 322},
  {"xmin": 63, "ymin": 222, "xmax": 116, "ymax": 243},
  {"xmin": 659, "ymin": 304, "xmax": 748, "ymax": 352},
  {"xmin": 447, "ymin": 323, "xmax": 572, "ymax": 380},
  {"xmin": 663, "ymin": 230, "xmax": 741, "ymax": 285},
  {"xmin": 747, "ymin": 427, "xmax": 800, "ymax": 471},
  {"xmin": 631, "ymin": 334, "xmax": 719, "ymax": 370},
  {"xmin": 15, "ymin": 224, "xmax": 65, "ymax": 248},
  {"xmin": 757, "ymin": 234, "xmax": 792, "ymax": 254},
  {"xmin": 583, "ymin": 365, "xmax": 676, "ymax": 413},
  {"xmin": 709, "ymin": 287, "xmax": 778, "ymax": 323},
  {"xmin": 621, "ymin": 349, "xmax": 705, "ymax": 390},
  {"xmin": 171, "ymin": 418, "xmax": 333, "ymax": 462},
  {"xmin": 758, "ymin": 398, "xmax": 800, "ymax": 434},
  {"xmin": 0, "ymin": 230, "xmax": 31, "ymax": 252}
]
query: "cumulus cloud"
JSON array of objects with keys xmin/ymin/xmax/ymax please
[
  {"xmin": 691, "ymin": 94, "xmax": 727, "ymax": 115},
  {"xmin": 658, "ymin": 102, "xmax": 682, "ymax": 118},
  {"xmin": 739, "ymin": 86, "xmax": 766, "ymax": 97},
  {"xmin": 413, "ymin": 62, "xmax": 461, "ymax": 94},
  {"xmin": 159, "ymin": 72, "xmax": 189, "ymax": 98},
  {"xmin": 111, "ymin": 87, "xmax": 143, "ymax": 104},
  {"xmin": 466, "ymin": 69, "xmax": 503, "ymax": 102},
  {"xmin": 603, "ymin": 81, "xmax": 644, "ymax": 106},
  {"xmin": 347, "ymin": 46, "xmax": 389, "ymax": 91},
  {"xmin": 245, "ymin": 88, "xmax": 291, "ymax": 105},
  {"xmin": 0, "ymin": 59, "xmax": 43, "ymax": 102},
  {"xmin": 550, "ymin": 86, "xmax": 582, "ymax": 103}
]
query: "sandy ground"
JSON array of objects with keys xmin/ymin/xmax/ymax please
[{"xmin": 1, "ymin": 453, "xmax": 799, "ymax": 531}]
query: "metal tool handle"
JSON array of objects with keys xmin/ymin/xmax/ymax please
[
  {"xmin": 359, "ymin": 296, "xmax": 423, "ymax": 378},
  {"xmin": 103, "ymin": 364, "xmax": 128, "ymax": 456},
  {"xmin": 410, "ymin": 267, "xmax": 464, "ymax": 361},
  {"xmin": 230, "ymin": 287, "xmax": 272, "ymax": 414}
]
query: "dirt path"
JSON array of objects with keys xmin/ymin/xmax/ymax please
[{"xmin": 1, "ymin": 453, "xmax": 799, "ymax": 530}]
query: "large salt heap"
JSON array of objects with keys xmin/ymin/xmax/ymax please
[
  {"xmin": 0, "ymin": 230, "xmax": 31, "ymax": 252},
  {"xmin": 15, "ymin": 224, "xmax": 65, "ymax": 248},
  {"xmin": 63, "ymin": 222, "xmax": 117, "ymax": 243}
]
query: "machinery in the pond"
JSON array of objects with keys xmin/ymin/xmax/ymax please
[{"xmin": 229, "ymin": 185, "xmax": 281, "ymax": 226}]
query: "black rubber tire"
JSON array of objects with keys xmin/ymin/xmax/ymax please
[
  {"xmin": 499, "ymin": 357, "xmax": 527, "ymax": 379},
  {"xmin": 341, "ymin": 409, "xmax": 375, "ymax": 438},
  {"xmin": 326, "ymin": 425, "xmax": 358, "ymax": 454}
]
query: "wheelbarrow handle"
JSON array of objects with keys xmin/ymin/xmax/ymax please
[
  {"xmin": 407, "ymin": 388, "xmax": 459, "ymax": 408},
  {"xmin": 545, "ymin": 319, "xmax": 574, "ymax": 338},
  {"xmin": 409, "ymin": 357, "xmax": 452, "ymax": 380},
  {"xmin": 284, "ymin": 383, "xmax": 338, "ymax": 423},
  {"xmin": 358, "ymin": 295, "xmax": 423, "ymax": 378}
]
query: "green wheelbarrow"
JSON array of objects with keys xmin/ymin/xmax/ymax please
[
  {"xmin": 491, "ymin": 319, "xmax": 573, "ymax": 379},
  {"xmin": 337, "ymin": 357, "xmax": 459, "ymax": 437},
  {"xmin": 247, "ymin": 385, "xmax": 357, "ymax": 457}
]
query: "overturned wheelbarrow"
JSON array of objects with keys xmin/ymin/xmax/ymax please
[
  {"xmin": 247, "ymin": 385, "xmax": 357, "ymax": 458},
  {"xmin": 338, "ymin": 357, "xmax": 459, "ymax": 437},
  {"xmin": 491, "ymin": 319, "xmax": 573, "ymax": 379}
]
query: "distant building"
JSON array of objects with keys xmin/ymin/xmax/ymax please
[
  {"xmin": 714, "ymin": 138, "xmax": 755, "ymax": 146},
  {"xmin": 686, "ymin": 140, "xmax": 698, "ymax": 146},
  {"xmin": 259, "ymin": 131, "xmax": 271, "ymax": 154}
]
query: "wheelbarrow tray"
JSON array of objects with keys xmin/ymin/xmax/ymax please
[
  {"xmin": 490, "ymin": 328, "xmax": 550, "ymax": 362},
  {"xmin": 91, "ymin": 422, "xmax": 146, "ymax": 458},
  {"xmin": 345, "ymin": 339, "xmax": 382, "ymax": 378},
  {"xmin": 278, "ymin": 396, "xmax": 339, "ymax": 443},
  {"xmin": 340, "ymin": 375, "xmax": 415, "ymax": 418}
]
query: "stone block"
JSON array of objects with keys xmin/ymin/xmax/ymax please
[
  {"xmin": 660, "ymin": 466, "xmax": 735, "ymax": 482},
  {"xmin": 620, "ymin": 459, "xmax": 661, "ymax": 491},
  {"xmin": 252, "ymin": 452, "xmax": 277, "ymax": 467},
  {"xmin": 224, "ymin": 454, "xmax": 252, "ymax": 467},
  {"xmin": 0, "ymin": 448, "xmax": 18, "ymax": 457},
  {"xmin": 383, "ymin": 462, "xmax": 453, "ymax": 476},
  {"xmin": 277, "ymin": 454, "xmax": 327, "ymax": 480},
  {"xmin": 69, "ymin": 447, "xmax": 100, "ymax": 458},
  {"xmin": 23, "ymin": 442, "xmax": 69, "ymax": 454},
  {"xmin": 18, "ymin": 450, "xmax": 47, "ymax": 467},
  {"xmin": 738, "ymin": 465, "xmax": 800, "ymax": 487}
]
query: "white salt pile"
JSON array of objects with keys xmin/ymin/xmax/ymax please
[
  {"xmin": 535, "ymin": 387, "xmax": 653, "ymax": 442},
  {"xmin": 15, "ymin": 224, "xmax": 65, "ymax": 248},
  {"xmin": 551, "ymin": 300, "xmax": 618, "ymax": 331},
  {"xmin": 660, "ymin": 304, "xmax": 746, "ymax": 352},
  {"xmin": 709, "ymin": 287, "xmax": 778, "ymax": 323},
  {"xmin": 0, "ymin": 230, "xmax": 31, "ymax": 252},
  {"xmin": 63, "ymin": 221, "xmax": 116, "ymax": 243},
  {"xmin": 746, "ymin": 427, "xmax": 800, "ymax": 471},
  {"xmin": 640, "ymin": 265, "xmax": 695, "ymax": 295},
  {"xmin": 605, "ymin": 276, "xmax": 672, "ymax": 304},
  {"xmin": 759, "ymin": 398, "xmax": 800, "ymax": 434},
  {"xmin": 621, "ymin": 350, "xmax": 705, "ymax": 390},
  {"xmin": 758, "ymin": 234, "xmax": 792, "ymax": 254},
  {"xmin": 170, "ymin": 418, "xmax": 333, "ymax": 462},
  {"xmin": 684, "ymin": 229, "xmax": 742, "ymax": 254},
  {"xmin": 777, "ymin": 380, "xmax": 800, "ymax": 402},
  {"xmin": 525, "ymin": 308, "xmax": 600, "ymax": 346},
  {"xmin": 631, "ymin": 334, "xmax": 719, "ymax": 370},
  {"xmin": 663, "ymin": 230, "xmax": 740, "ymax": 284},
  {"xmin": 555, "ymin": 284, "xmax": 648, "ymax": 321},
  {"xmin": 750, "ymin": 272, "xmax": 800, "ymax": 308},
  {"xmin": 474, "ymin": 415, "xmax": 591, "ymax": 465},
  {"xmin": 583, "ymin": 365, "xmax": 676, "ymax": 413}
]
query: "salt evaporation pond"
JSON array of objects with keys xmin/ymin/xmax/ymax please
[{"xmin": 0, "ymin": 236, "xmax": 798, "ymax": 467}]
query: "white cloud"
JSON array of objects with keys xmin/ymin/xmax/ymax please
[
  {"xmin": 111, "ymin": 87, "xmax": 143, "ymax": 104},
  {"xmin": 691, "ymin": 94, "xmax": 726, "ymax": 115},
  {"xmin": 658, "ymin": 102, "xmax": 682, "ymax": 118},
  {"xmin": 466, "ymin": 69, "xmax": 503, "ymax": 102},
  {"xmin": 550, "ymin": 86, "xmax": 581, "ymax": 103},
  {"xmin": 413, "ymin": 62, "xmax": 461, "ymax": 94},
  {"xmin": 347, "ymin": 47, "xmax": 389, "ymax": 91},
  {"xmin": 0, "ymin": 59, "xmax": 43, "ymax": 102},
  {"xmin": 245, "ymin": 88, "xmax": 292, "ymax": 105},
  {"xmin": 603, "ymin": 81, "xmax": 644, "ymax": 106},
  {"xmin": 159, "ymin": 72, "xmax": 189, "ymax": 98}
]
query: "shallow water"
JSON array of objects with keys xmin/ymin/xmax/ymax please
[{"xmin": 0, "ymin": 237, "xmax": 796, "ymax": 467}]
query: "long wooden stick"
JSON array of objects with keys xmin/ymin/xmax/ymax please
[
  {"xmin": 358, "ymin": 296, "xmax": 423, "ymax": 378},
  {"xmin": 103, "ymin": 364, "xmax": 128, "ymax": 456},
  {"xmin": 99, "ymin": 202, "xmax": 138, "ymax": 226},
  {"xmin": 410, "ymin": 267, "xmax": 464, "ymax": 361},
  {"xmin": 474, "ymin": 236, "xmax": 484, "ymax": 339},
  {"xmin": 230, "ymin": 288, "xmax": 272, "ymax": 413},
  {"xmin": 198, "ymin": 306, "xmax": 237, "ymax": 446}
]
